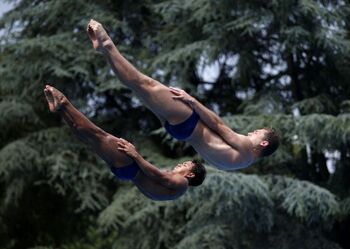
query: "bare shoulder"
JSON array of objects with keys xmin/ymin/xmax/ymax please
[
  {"xmin": 235, "ymin": 133, "xmax": 253, "ymax": 146},
  {"xmin": 171, "ymin": 174, "xmax": 189, "ymax": 189}
]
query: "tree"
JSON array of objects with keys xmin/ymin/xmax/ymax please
[
  {"xmin": 1, "ymin": 0, "xmax": 350, "ymax": 248},
  {"xmin": 98, "ymin": 172, "xmax": 342, "ymax": 249}
]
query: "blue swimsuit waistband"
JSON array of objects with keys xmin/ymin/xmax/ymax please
[
  {"xmin": 110, "ymin": 161, "xmax": 140, "ymax": 180},
  {"xmin": 164, "ymin": 110, "xmax": 200, "ymax": 140}
]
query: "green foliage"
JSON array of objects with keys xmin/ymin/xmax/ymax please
[
  {"xmin": 97, "ymin": 187, "xmax": 148, "ymax": 234},
  {"xmin": 264, "ymin": 175, "xmax": 340, "ymax": 228},
  {"xmin": 28, "ymin": 247, "xmax": 54, "ymax": 249},
  {"xmin": 0, "ymin": 99, "xmax": 43, "ymax": 146},
  {"xmin": 0, "ymin": 126, "xmax": 116, "ymax": 216},
  {"xmin": 340, "ymin": 100, "xmax": 350, "ymax": 113},
  {"xmin": 238, "ymin": 92, "xmax": 287, "ymax": 115},
  {"xmin": 0, "ymin": 140, "xmax": 39, "ymax": 206},
  {"xmin": 100, "ymin": 172, "xmax": 273, "ymax": 248},
  {"xmin": 60, "ymin": 226, "xmax": 116, "ymax": 249},
  {"xmin": 294, "ymin": 94, "xmax": 338, "ymax": 114},
  {"xmin": 297, "ymin": 114, "xmax": 350, "ymax": 150},
  {"xmin": 340, "ymin": 197, "xmax": 350, "ymax": 218},
  {"xmin": 151, "ymin": 40, "xmax": 208, "ymax": 69},
  {"xmin": 1, "ymin": 0, "xmax": 350, "ymax": 248},
  {"xmin": 97, "ymin": 172, "xmax": 342, "ymax": 249}
]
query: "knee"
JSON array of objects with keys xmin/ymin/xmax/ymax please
[{"xmin": 104, "ymin": 134, "xmax": 118, "ymax": 145}]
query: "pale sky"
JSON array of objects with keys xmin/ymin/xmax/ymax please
[
  {"xmin": 0, "ymin": 1, "xmax": 13, "ymax": 38},
  {"xmin": 0, "ymin": 1, "xmax": 13, "ymax": 17}
]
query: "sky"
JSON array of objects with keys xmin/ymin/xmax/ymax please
[
  {"xmin": 0, "ymin": 1, "xmax": 13, "ymax": 38},
  {"xmin": 0, "ymin": 1, "xmax": 12, "ymax": 17}
]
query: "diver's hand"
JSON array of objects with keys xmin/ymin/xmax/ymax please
[
  {"xmin": 169, "ymin": 87, "xmax": 196, "ymax": 107},
  {"xmin": 117, "ymin": 138, "xmax": 140, "ymax": 159}
]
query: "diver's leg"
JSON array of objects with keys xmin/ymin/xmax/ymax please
[
  {"xmin": 87, "ymin": 20, "xmax": 192, "ymax": 124},
  {"xmin": 44, "ymin": 85, "xmax": 133, "ymax": 167}
]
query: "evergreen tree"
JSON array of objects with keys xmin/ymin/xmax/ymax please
[{"xmin": 0, "ymin": 0, "xmax": 350, "ymax": 248}]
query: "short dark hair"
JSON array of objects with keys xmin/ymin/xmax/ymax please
[
  {"xmin": 187, "ymin": 160, "xmax": 206, "ymax": 187},
  {"xmin": 260, "ymin": 127, "xmax": 280, "ymax": 157}
]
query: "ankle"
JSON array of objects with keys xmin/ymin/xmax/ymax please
[
  {"xmin": 58, "ymin": 96, "xmax": 69, "ymax": 110},
  {"xmin": 101, "ymin": 39, "xmax": 114, "ymax": 51}
]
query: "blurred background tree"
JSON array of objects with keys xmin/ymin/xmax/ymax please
[{"xmin": 0, "ymin": 0, "xmax": 349, "ymax": 248}]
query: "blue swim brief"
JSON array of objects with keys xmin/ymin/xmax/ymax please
[
  {"xmin": 164, "ymin": 110, "xmax": 200, "ymax": 140},
  {"xmin": 111, "ymin": 161, "xmax": 140, "ymax": 180}
]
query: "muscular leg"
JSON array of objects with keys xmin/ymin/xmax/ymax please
[
  {"xmin": 87, "ymin": 20, "xmax": 192, "ymax": 125},
  {"xmin": 44, "ymin": 85, "xmax": 133, "ymax": 168}
]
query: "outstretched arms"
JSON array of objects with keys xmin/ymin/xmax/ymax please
[
  {"xmin": 117, "ymin": 139, "xmax": 188, "ymax": 190},
  {"xmin": 170, "ymin": 88, "xmax": 247, "ymax": 150}
]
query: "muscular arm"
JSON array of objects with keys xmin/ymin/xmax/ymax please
[
  {"xmin": 133, "ymin": 154, "xmax": 187, "ymax": 190},
  {"xmin": 192, "ymin": 99, "xmax": 246, "ymax": 150},
  {"xmin": 170, "ymin": 88, "xmax": 247, "ymax": 151},
  {"xmin": 117, "ymin": 139, "xmax": 188, "ymax": 190}
]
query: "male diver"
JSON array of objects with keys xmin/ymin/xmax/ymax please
[
  {"xmin": 44, "ymin": 85, "xmax": 206, "ymax": 201},
  {"xmin": 87, "ymin": 19, "xmax": 279, "ymax": 171}
]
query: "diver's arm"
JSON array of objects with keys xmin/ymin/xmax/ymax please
[
  {"xmin": 117, "ymin": 139, "xmax": 187, "ymax": 190},
  {"xmin": 170, "ymin": 88, "xmax": 245, "ymax": 150},
  {"xmin": 170, "ymin": 87, "xmax": 224, "ymax": 130}
]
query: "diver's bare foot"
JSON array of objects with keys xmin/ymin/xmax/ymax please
[
  {"xmin": 44, "ymin": 85, "xmax": 68, "ymax": 112},
  {"xmin": 87, "ymin": 19, "xmax": 113, "ymax": 52}
]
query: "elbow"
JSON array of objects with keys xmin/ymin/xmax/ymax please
[{"xmin": 213, "ymin": 119, "xmax": 223, "ymax": 131}]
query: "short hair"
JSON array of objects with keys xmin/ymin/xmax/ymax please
[
  {"xmin": 187, "ymin": 160, "xmax": 206, "ymax": 187},
  {"xmin": 260, "ymin": 127, "xmax": 280, "ymax": 157}
]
